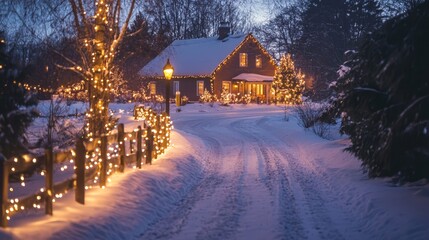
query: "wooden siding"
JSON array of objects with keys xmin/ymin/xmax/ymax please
[
  {"xmin": 213, "ymin": 36, "xmax": 276, "ymax": 97},
  {"xmin": 141, "ymin": 77, "xmax": 211, "ymax": 101}
]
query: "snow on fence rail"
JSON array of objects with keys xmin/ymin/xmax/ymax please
[{"xmin": 0, "ymin": 108, "xmax": 171, "ymax": 227}]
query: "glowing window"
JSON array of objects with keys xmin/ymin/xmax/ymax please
[
  {"xmin": 173, "ymin": 81, "xmax": 180, "ymax": 93},
  {"xmin": 222, "ymin": 81, "xmax": 231, "ymax": 93},
  {"xmin": 149, "ymin": 82, "xmax": 156, "ymax": 95},
  {"xmin": 256, "ymin": 55, "xmax": 262, "ymax": 68},
  {"xmin": 239, "ymin": 53, "xmax": 248, "ymax": 67},
  {"xmin": 197, "ymin": 81, "xmax": 204, "ymax": 96}
]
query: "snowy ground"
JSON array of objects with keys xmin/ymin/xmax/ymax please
[{"xmin": 1, "ymin": 103, "xmax": 429, "ymax": 240}]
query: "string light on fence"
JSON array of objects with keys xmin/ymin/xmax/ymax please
[{"xmin": 2, "ymin": 106, "xmax": 173, "ymax": 225}]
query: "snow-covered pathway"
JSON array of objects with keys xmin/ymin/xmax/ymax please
[
  {"xmin": 4, "ymin": 104, "xmax": 429, "ymax": 240},
  {"xmin": 137, "ymin": 108, "xmax": 369, "ymax": 240}
]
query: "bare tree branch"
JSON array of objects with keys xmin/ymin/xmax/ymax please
[{"xmin": 109, "ymin": 0, "xmax": 136, "ymax": 64}]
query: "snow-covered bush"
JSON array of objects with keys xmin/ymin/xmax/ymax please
[
  {"xmin": 295, "ymin": 102, "xmax": 331, "ymax": 138},
  {"xmin": 312, "ymin": 121, "xmax": 330, "ymax": 139},
  {"xmin": 295, "ymin": 101, "xmax": 322, "ymax": 128},
  {"xmin": 199, "ymin": 88, "xmax": 215, "ymax": 103},
  {"xmin": 241, "ymin": 94, "xmax": 251, "ymax": 104},
  {"xmin": 219, "ymin": 88, "xmax": 232, "ymax": 106}
]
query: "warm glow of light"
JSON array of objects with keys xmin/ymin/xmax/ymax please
[{"xmin": 163, "ymin": 59, "xmax": 174, "ymax": 80}]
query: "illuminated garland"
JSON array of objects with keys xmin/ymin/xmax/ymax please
[
  {"xmin": 9, "ymin": 81, "xmax": 53, "ymax": 94},
  {"xmin": 4, "ymin": 108, "xmax": 172, "ymax": 222}
]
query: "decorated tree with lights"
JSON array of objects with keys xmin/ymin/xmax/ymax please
[
  {"xmin": 272, "ymin": 54, "xmax": 305, "ymax": 105},
  {"xmin": 58, "ymin": 0, "xmax": 136, "ymax": 139},
  {"xmin": 219, "ymin": 88, "xmax": 232, "ymax": 106},
  {"xmin": 0, "ymin": 32, "xmax": 38, "ymax": 159}
]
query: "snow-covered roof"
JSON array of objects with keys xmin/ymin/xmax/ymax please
[
  {"xmin": 232, "ymin": 73, "xmax": 273, "ymax": 82},
  {"xmin": 139, "ymin": 34, "xmax": 248, "ymax": 77}
]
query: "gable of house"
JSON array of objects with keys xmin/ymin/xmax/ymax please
[
  {"xmin": 138, "ymin": 34, "xmax": 247, "ymax": 78},
  {"xmin": 211, "ymin": 34, "xmax": 276, "ymax": 97}
]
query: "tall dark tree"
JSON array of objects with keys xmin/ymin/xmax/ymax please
[
  {"xmin": 347, "ymin": 0, "xmax": 382, "ymax": 46},
  {"xmin": 116, "ymin": 12, "xmax": 169, "ymax": 90},
  {"xmin": 0, "ymin": 31, "xmax": 38, "ymax": 159},
  {"xmin": 333, "ymin": 1, "xmax": 429, "ymax": 181},
  {"xmin": 291, "ymin": 0, "xmax": 382, "ymax": 99},
  {"xmin": 294, "ymin": 0, "xmax": 349, "ymax": 99}
]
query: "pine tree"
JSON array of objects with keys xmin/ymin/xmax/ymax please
[
  {"xmin": 272, "ymin": 54, "xmax": 305, "ymax": 105},
  {"xmin": 334, "ymin": 1, "xmax": 429, "ymax": 180},
  {"xmin": 0, "ymin": 32, "xmax": 38, "ymax": 159},
  {"xmin": 295, "ymin": 0, "xmax": 349, "ymax": 100},
  {"xmin": 347, "ymin": 0, "xmax": 382, "ymax": 46}
]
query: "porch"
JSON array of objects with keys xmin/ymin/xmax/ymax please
[{"xmin": 230, "ymin": 73, "xmax": 274, "ymax": 103}]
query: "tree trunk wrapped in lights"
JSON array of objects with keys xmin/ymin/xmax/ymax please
[
  {"xmin": 271, "ymin": 53, "xmax": 305, "ymax": 105},
  {"xmin": 88, "ymin": 0, "xmax": 110, "ymax": 138},
  {"xmin": 66, "ymin": 0, "xmax": 136, "ymax": 139}
]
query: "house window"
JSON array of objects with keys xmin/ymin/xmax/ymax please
[
  {"xmin": 173, "ymin": 81, "xmax": 180, "ymax": 94},
  {"xmin": 149, "ymin": 82, "xmax": 156, "ymax": 95},
  {"xmin": 239, "ymin": 53, "xmax": 248, "ymax": 67},
  {"xmin": 197, "ymin": 81, "xmax": 204, "ymax": 96},
  {"xmin": 256, "ymin": 55, "xmax": 262, "ymax": 68},
  {"xmin": 222, "ymin": 81, "xmax": 231, "ymax": 93}
]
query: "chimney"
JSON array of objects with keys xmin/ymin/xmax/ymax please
[{"xmin": 218, "ymin": 22, "xmax": 230, "ymax": 40}]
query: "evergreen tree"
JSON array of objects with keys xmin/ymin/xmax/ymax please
[
  {"xmin": 347, "ymin": 0, "xmax": 382, "ymax": 46},
  {"xmin": 272, "ymin": 54, "xmax": 305, "ymax": 105},
  {"xmin": 294, "ymin": 0, "xmax": 381, "ymax": 100},
  {"xmin": 295, "ymin": 0, "xmax": 349, "ymax": 100},
  {"xmin": 0, "ymin": 32, "xmax": 38, "ymax": 159},
  {"xmin": 333, "ymin": 1, "xmax": 429, "ymax": 181}
]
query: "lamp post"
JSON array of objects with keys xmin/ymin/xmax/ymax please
[{"xmin": 163, "ymin": 58, "xmax": 174, "ymax": 115}]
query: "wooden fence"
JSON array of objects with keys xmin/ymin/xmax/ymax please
[{"xmin": 0, "ymin": 108, "xmax": 171, "ymax": 227}]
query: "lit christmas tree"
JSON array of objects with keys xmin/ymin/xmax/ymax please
[{"xmin": 271, "ymin": 54, "xmax": 305, "ymax": 105}]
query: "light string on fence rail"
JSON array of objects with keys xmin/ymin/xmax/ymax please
[{"xmin": 2, "ymin": 107, "xmax": 172, "ymax": 225}]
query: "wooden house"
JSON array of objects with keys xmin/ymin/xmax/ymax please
[{"xmin": 138, "ymin": 24, "xmax": 276, "ymax": 102}]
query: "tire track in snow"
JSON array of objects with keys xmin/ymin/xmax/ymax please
[
  {"xmin": 136, "ymin": 122, "xmax": 225, "ymax": 239},
  {"xmin": 259, "ymin": 117, "xmax": 371, "ymax": 239},
  {"xmin": 138, "ymin": 118, "xmax": 248, "ymax": 240},
  {"xmin": 253, "ymin": 117, "xmax": 346, "ymax": 240},
  {"xmin": 231, "ymin": 119, "xmax": 307, "ymax": 239},
  {"xmin": 194, "ymin": 141, "xmax": 247, "ymax": 240}
]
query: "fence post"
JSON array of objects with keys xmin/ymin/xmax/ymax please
[
  {"xmin": 136, "ymin": 126, "xmax": 142, "ymax": 169},
  {"xmin": 99, "ymin": 135, "xmax": 108, "ymax": 188},
  {"xmin": 75, "ymin": 138, "xmax": 85, "ymax": 204},
  {"xmin": 145, "ymin": 127, "xmax": 153, "ymax": 165},
  {"xmin": 45, "ymin": 147, "xmax": 54, "ymax": 215},
  {"xmin": 0, "ymin": 154, "xmax": 8, "ymax": 227},
  {"xmin": 118, "ymin": 123, "xmax": 125, "ymax": 173}
]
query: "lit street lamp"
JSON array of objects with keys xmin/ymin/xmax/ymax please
[{"xmin": 163, "ymin": 58, "xmax": 174, "ymax": 115}]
